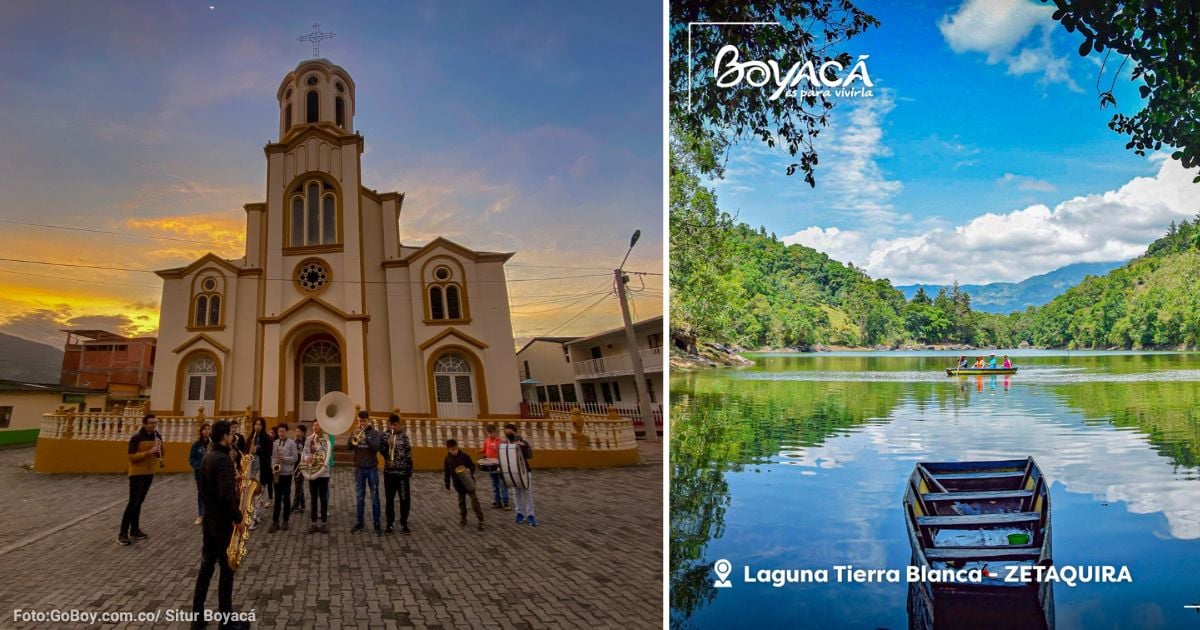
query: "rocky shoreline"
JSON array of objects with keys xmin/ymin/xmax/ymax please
[
  {"xmin": 669, "ymin": 336, "xmax": 1191, "ymax": 372},
  {"xmin": 669, "ymin": 341, "xmax": 754, "ymax": 371}
]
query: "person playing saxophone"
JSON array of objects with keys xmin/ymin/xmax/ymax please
[
  {"xmin": 380, "ymin": 414, "xmax": 413, "ymax": 534},
  {"xmin": 191, "ymin": 420, "xmax": 248, "ymax": 630}
]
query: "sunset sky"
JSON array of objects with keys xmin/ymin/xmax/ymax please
[{"xmin": 0, "ymin": 1, "xmax": 662, "ymax": 350}]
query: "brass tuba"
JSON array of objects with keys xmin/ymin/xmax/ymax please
[
  {"xmin": 300, "ymin": 430, "xmax": 329, "ymax": 477},
  {"xmin": 227, "ymin": 433, "xmax": 262, "ymax": 571},
  {"xmin": 316, "ymin": 391, "xmax": 355, "ymax": 435}
]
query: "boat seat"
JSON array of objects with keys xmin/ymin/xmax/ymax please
[
  {"xmin": 932, "ymin": 471, "xmax": 1025, "ymax": 481},
  {"xmin": 916, "ymin": 512, "xmax": 1041, "ymax": 527},
  {"xmin": 922, "ymin": 490, "xmax": 1033, "ymax": 502},
  {"xmin": 925, "ymin": 547, "xmax": 1041, "ymax": 561}
]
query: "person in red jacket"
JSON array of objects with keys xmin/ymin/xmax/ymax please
[{"xmin": 478, "ymin": 424, "xmax": 510, "ymax": 510}]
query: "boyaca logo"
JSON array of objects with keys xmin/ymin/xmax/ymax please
[{"xmin": 713, "ymin": 45, "xmax": 874, "ymax": 101}]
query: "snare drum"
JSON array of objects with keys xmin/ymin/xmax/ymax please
[{"xmin": 477, "ymin": 457, "xmax": 500, "ymax": 473}]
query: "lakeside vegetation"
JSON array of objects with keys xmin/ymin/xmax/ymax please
[{"xmin": 671, "ymin": 131, "xmax": 1200, "ymax": 353}]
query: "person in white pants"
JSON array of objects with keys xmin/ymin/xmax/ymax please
[{"xmin": 504, "ymin": 423, "xmax": 537, "ymax": 527}]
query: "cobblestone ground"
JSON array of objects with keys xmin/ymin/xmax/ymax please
[{"xmin": 0, "ymin": 444, "xmax": 663, "ymax": 629}]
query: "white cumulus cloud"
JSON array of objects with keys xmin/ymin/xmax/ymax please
[
  {"xmin": 938, "ymin": 0, "xmax": 1080, "ymax": 91},
  {"xmin": 782, "ymin": 155, "xmax": 1199, "ymax": 285}
]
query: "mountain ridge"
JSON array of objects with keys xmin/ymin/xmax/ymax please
[
  {"xmin": 0, "ymin": 331, "xmax": 64, "ymax": 383},
  {"xmin": 897, "ymin": 261, "xmax": 1126, "ymax": 314}
]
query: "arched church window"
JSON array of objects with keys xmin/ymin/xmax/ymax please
[
  {"xmin": 300, "ymin": 340, "xmax": 341, "ymax": 364},
  {"xmin": 429, "ymin": 287, "xmax": 444, "ymax": 320},
  {"xmin": 285, "ymin": 103, "xmax": 292, "ymax": 133},
  {"xmin": 306, "ymin": 182, "xmax": 320, "ymax": 244},
  {"xmin": 446, "ymin": 285, "xmax": 461, "ymax": 319},
  {"xmin": 208, "ymin": 295, "xmax": 221, "ymax": 327},
  {"xmin": 424, "ymin": 263, "xmax": 469, "ymax": 323},
  {"xmin": 306, "ymin": 90, "xmax": 319, "ymax": 123},
  {"xmin": 322, "ymin": 194, "xmax": 336, "ymax": 244},
  {"xmin": 289, "ymin": 177, "xmax": 338, "ymax": 247},
  {"xmin": 191, "ymin": 276, "xmax": 223, "ymax": 329},
  {"xmin": 194, "ymin": 295, "xmax": 208, "ymax": 327},
  {"xmin": 335, "ymin": 97, "xmax": 345, "ymax": 129}
]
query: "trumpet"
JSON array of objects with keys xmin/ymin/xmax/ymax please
[{"xmin": 350, "ymin": 425, "xmax": 366, "ymax": 447}]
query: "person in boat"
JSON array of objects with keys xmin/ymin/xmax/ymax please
[
  {"xmin": 973, "ymin": 356, "xmax": 986, "ymax": 368},
  {"xmin": 957, "ymin": 355, "xmax": 968, "ymax": 369},
  {"xmin": 1002, "ymin": 355, "xmax": 1012, "ymax": 369},
  {"xmin": 986, "ymin": 353, "xmax": 998, "ymax": 369}
]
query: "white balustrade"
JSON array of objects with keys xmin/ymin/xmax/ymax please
[{"xmin": 38, "ymin": 411, "xmax": 250, "ymax": 443}]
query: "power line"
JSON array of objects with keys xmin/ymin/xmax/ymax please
[
  {"xmin": 508, "ymin": 263, "xmax": 614, "ymax": 271},
  {"xmin": 539, "ymin": 293, "xmax": 613, "ymax": 337},
  {"xmin": 0, "ymin": 219, "xmax": 239, "ymax": 247},
  {"xmin": 0, "ymin": 221, "xmax": 664, "ymax": 275},
  {"xmin": 0, "ymin": 257, "xmax": 610, "ymax": 284},
  {"xmin": 0, "ymin": 267, "xmax": 164, "ymax": 289},
  {"xmin": 524, "ymin": 281, "xmax": 612, "ymax": 333}
]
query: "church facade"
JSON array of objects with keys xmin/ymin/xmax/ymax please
[{"xmin": 149, "ymin": 58, "xmax": 522, "ymax": 422}]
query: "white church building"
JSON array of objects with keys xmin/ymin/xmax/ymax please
[{"xmin": 149, "ymin": 58, "xmax": 522, "ymax": 422}]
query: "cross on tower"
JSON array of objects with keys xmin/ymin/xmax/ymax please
[{"xmin": 297, "ymin": 23, "xmax": 335, "ymax": 58}]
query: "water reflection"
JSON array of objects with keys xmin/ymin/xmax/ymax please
[{"xmin": 670, "ymin": 352, "xmax": 1200, "ymax": 628}]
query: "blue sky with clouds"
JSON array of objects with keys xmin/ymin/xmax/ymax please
[
  {"xmin": 0, "ymin": 1, "xmax": 662, "ymax": 346},
  {"xmin": 704, "ymin": 0, "xmax": 1199, "ymax": 286}
]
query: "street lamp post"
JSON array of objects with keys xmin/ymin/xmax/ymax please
[{"xmin": 615, "ymin": 230, "xmax": 659, "ymax": 443}]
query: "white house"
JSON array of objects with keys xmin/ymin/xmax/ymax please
[
  {"xmin": 149, "ymin": 58, "xmax": 522, "ymax": 422},
  {"xmin": 517, "ymin": 315, "xmax": 663, "ymax": 413}
]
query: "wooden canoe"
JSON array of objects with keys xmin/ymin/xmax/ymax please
[
  {"xmin": 946, "ymin": 368, "xmax": 1017, "ymax": 376},
  {"xmin": 904, "ymin": 457, "xmax": 1053, "ymax": 629}
]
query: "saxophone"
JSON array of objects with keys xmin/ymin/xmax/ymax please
[{"xmin": 227, "ymin": 434, "xmax": 262, "ymax": 571}]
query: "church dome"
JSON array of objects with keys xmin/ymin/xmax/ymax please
[{"xmin": 276, "ymin": 58, "xmax": 356, "ymax": 140}]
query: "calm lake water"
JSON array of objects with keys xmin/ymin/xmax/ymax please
[{"xmin": 670, "ymin": 351, "xmax": 1200, "ymax": 629}]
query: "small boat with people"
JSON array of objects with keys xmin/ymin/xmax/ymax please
[
  {"xmin": 946, "ymin": 368, "xmax": 1017, "ymax": 376},
  {"xmin": 903, "ymin": 457, "xmax": 1053, "ymax": 629},
  {"xmin": 946, "ymin": 354, "xmax": 1016, "ymax": 376}
]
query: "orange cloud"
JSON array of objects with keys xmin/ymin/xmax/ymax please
[{"xmin": 120, "ymin": 213, "xmax": 245, "ymax": 262}]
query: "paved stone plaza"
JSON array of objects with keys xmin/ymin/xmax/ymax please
[{"xmin": 0, "ymin": 444, "xmax": 662, "ymax": 629}]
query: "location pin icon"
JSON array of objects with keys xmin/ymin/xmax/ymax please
[{"xmin": 714, "ymin": 559, "xmax": 732, "ymax": 587}]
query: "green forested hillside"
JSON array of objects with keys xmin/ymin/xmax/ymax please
[
  {"xmin": 1024, "ymin": 221, "xmax": 1200, "ymax": 349},
  {"xmin": 670, "ymin": 130, "xmax": 1008, "ymax": 350},
  {"xmin": 671, "ymin": 129, "xmax": 1200, "ymax": 352}
]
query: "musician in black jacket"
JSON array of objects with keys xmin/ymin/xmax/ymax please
[
  {"xmin": 228, "ymin": 420, "xmax": 247, "ymax": 470},
  {"xmin": 380, "ymin": 414, "xmax": 414, "ymax": 534},
  {"xmin": 347, "ymin": 411, "xmax": 383, "ymax": 535},
  {"xmin": 443, "ymin": 439, "xmax": 484, "ymax": 530},
  {"xmin": 191, "ymin": 420, "xmax": 247, "ymax": 630}
]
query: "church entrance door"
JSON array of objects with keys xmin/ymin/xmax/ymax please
[
  {"xmin": 299, "ymin": 340, "xmax": 342, "ymax": 422},
  {"xmin": 434, "ymin": 353, "xmax": 478, "ymax": 418},
  {"xmin": 183, "ymin": 354, "xmax": 217, "ymax": 416}
]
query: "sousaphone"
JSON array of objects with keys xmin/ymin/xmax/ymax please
[{"xmin": 316, "ymin": 391, "xmax": 356, "ymax": 436}]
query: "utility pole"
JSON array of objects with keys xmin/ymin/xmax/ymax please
[{"xmin": 615, "ymin": 230, "xmax": 659, "ymax": 443}]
